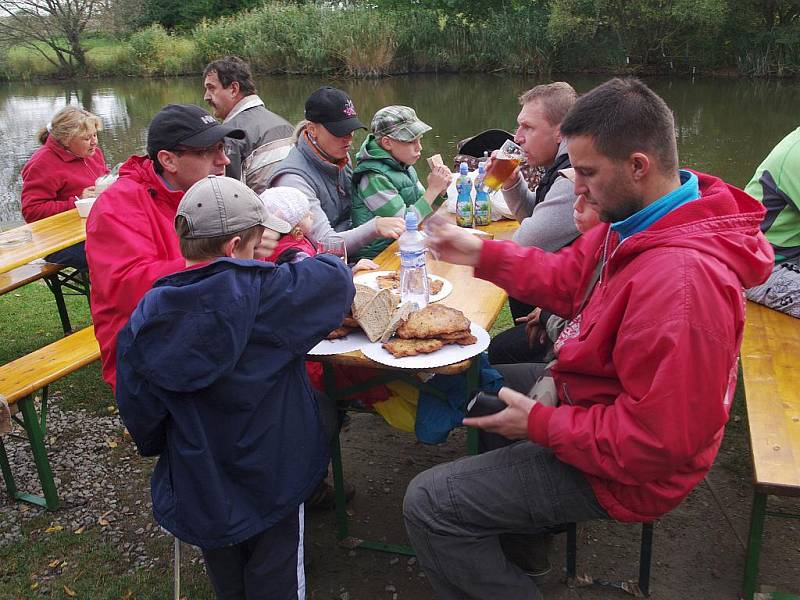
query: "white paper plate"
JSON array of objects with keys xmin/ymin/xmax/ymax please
[
  {"xmin": 361, "ymin": 323, "xmax": 489, "ymax": 369},
  {"xmin": 308, "ymin": 330, "xmax": 371, "ymax": 356},
  {"xmin": 352, "ymin": 270, "xmax": 452, "ymax": 303}
]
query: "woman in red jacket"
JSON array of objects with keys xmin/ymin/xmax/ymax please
[{"xmin": 21, "ymin": 105, "xmax": 110, "ymax": 269}]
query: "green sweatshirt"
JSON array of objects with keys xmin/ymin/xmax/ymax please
[
  {"xmin": 745, "ymin": 126, "xmax": 800, "ymax": 263},
  {"xmin": 351, "ymin": 135, "xmax": 445, "ymax": 260}
]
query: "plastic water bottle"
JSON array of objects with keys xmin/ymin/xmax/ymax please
[
  {"xmin": 398, "ymin": 208, "xmax": 430, "ymax": 309},
  {"xmin": 473, "ymin": 162, "xmax": 491, "ymax": 226},
  {"xmin": 455, "ymin": 161, "xmax": 473, "ymax": 228}
]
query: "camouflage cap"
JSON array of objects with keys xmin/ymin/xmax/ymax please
[{"xmin": 371, "ymin": 106, "xmax": 432, "ymax": 142}]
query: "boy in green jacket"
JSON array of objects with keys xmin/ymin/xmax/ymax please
[{"xmin": 351, "ymin": 105, "xmax": 452, "ymax": 260}]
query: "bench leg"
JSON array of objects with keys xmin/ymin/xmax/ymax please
[
  {"xmin": 638, "ymin": 522, "xmax": 654, "ymax": 596},
  {"xmin": 743, "ymin": 491, "xmax": 767, "ymax": 600},
  {"xmin": 566, "ymin": 522, "xmax": 577, "ymax": 579},
  {"xmin": 0, "ymin": 437, "xmax": 19, "ymax": 499},
  {"xmin": 16, "ymin": 395, "xmax": 59, "ymax": 510},
  {"xmin": 173, "ymin": 536, "xmax": 182, "ymax": 600},
  {"xmin": 44, "ymin": 274, "xmax": 72, "ymax": 336}
]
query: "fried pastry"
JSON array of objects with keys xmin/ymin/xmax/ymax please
[
  {"xmin": 342, "ymin": 314, "xmax": 359, "ymax": 328},
  {"xmin": 382, "ymin": 338, "xmax": 444, "ymax": 358},
  {"xmin": 396, "ymin": 304, "xmax": 471, "ymax": 339},
  {"xmin": 376, "ymin": 273, "xmax": 400, "ymax": 290},
  {"xmin": 377, "ymin": 271, "xmax": 443, "ymax": 295},
  {"xmin": 326, "ymin": 326, "xmax": 355, "ymax": 340}
]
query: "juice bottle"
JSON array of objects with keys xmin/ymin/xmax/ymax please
[{"xmin": 455, "ymin": 161, "xmax": 473, "ymax": 228}]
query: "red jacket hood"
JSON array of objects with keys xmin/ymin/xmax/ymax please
[{"xmin": 605, "ymin": 171, "xmax": 774, "ymax": 290}]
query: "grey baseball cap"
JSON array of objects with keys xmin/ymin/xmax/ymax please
[{"xmin": 176, "ymin": 175, "xmax": 291, "ymax": 238}]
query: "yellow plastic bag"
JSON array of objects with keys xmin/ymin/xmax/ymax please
[{"xmin": 371, "ymin": 381, "xmax": 419, "ymax": 432}]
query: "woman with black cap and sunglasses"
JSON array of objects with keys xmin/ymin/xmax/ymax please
[{"xmin": 267, "ymin": 86, "xmax": 405, "ymax": 258}]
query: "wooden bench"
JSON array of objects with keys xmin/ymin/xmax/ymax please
[
  {"xmin": 0, "ymin": 262, "xmax": 90, "ymax": 335},
  {"xmin": 740, "ymin": 301, "xmax": 800, "ymax": 600},
  {"xmin": 0, "ymin": 326, "xmax": 100, "ymax": 510}
]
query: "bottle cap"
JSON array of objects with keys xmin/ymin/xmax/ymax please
[
  {"xmin": 405, "ymin": 207, "xmax": 419, "ymax": 230},
  {"xmin": 459, "ymin": 162, "xmax": 469, "ymax": 174}
]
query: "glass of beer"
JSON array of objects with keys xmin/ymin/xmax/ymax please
[{"xmin": 483, "ymin": 140, "xmax": 525, "ymax": 191}]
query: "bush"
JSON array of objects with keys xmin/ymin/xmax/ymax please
[{"xmin": 126, "ymin": 24, "xmax": 196, "ymax": 76}]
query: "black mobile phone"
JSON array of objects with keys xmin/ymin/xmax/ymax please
[{"xmin": 465, "ymin": 392, "xmax": 506, "ymax": 418}]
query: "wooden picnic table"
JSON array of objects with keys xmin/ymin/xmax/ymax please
[
  {"xmin": 0, "ymin": 209, "xmax": 86, "ymax": 275},
  {"xmin": 740, "ymin": 301, "xmax": 800, "ymax": 599},
  {"xmin": 312, "ymin": 217, "xmax": 519, "ymax": 555}
]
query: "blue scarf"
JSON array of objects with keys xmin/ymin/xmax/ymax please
[{"xmin": 611, "ymin": 170, "xmax": 699, "ymax": 241}]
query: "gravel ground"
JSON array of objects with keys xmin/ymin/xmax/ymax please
[{"xmin": 2, "ymin": 399, "xmax": 799, "ymax": 599}]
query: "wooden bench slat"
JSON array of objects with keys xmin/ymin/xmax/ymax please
[
  {"xmin": 0, "ymin": 326, "xmax": 100, "ymax": 405},
  {"xmin": 0, "ymin": 262, "xmax": 63, "ymax": 296},
  {"xmin": 741, "ymin": 301, "xmax": 800, "ymax": 496}
]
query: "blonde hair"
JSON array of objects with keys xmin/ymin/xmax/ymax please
[
  {"xmin": 37, "ymin": 106, "xmax": 102, "ymax": 146},
  {"xmin": 518, "ymin": 82, "xmax": 578, "ymax": 126}
]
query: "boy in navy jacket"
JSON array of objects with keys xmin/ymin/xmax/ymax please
[{"xmin": 116, "ymin": 175, "xmax": 355, "ymax": 599}]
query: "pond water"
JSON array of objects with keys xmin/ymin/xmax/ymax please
[{"xmin": 1, "ymin": 73, "xmax": 799, "ymax": 228}]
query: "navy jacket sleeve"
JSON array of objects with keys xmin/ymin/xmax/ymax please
[
  {"xmin": 115, "ymin": 321, "xmax": 169, "ymax": 457},
  {"xmin": 265, "ymin": 254, "xmax": 355, "ymax": 355}
]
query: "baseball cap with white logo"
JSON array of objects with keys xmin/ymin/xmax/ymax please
[{"xmin": 146, "ymin": 104, "xmax": 245, "ymax": 160}]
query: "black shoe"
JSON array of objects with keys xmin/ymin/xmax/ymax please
[{"xmin": 306, "ymin": 479, "xmax": 355, "ymax": 510}]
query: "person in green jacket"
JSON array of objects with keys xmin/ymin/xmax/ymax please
[
  {"xmin": 351, "ymin": 105, "xmax": 452, "ymax": 260},
  {"xmin": 745, "ymin": 126, "xmax": 800, "ymax": 318}
]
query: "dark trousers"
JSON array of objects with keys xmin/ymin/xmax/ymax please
[
  {"xmin": 45, "ymin": 241, "xmax": 88, "ymax": 271},
  {"xmin": 201, "ymin": 505, "xmax": 305, "ymax": 600}
]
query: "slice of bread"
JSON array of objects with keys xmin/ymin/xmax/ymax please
[
  {"xmin": 427, "ymin": 154, "xmax": 444, "ymax": 169},
  {"xmin": 356, "ymin": 288, "xmax": 395, "ymax": 342},
  {"xmin": 352, "ymin": 283, "xmax": 377, "ymax": 319},
  {"xmin": 380, "ymin": 301, "xmax": 415, "ymax": 343}
]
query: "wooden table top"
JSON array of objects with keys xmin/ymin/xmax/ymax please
[
  {"xmin": 0, "ymin": 209, "xmax": 86, "ymax": 275},
  {"xmin": 740, "ymin": 301, "xmax": 800, "ymax": 496},
  {"xmin": 314, "ymin": 218, "xmax": 517, "ymax": 374}
]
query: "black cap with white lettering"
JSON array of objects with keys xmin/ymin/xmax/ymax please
[{"xmin": 146, "ymin": 104, "xmax": 245, "ymax": 159}]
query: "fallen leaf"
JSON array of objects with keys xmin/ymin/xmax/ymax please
[
  {"xmin": 30, "ymin": 582, "xmax": 39, "ymax": 590},
  {"xmin": 48, "ymin": 559, "xmax": 62, "ymax": 568},
  {"xmin": 64, "ymin": 584, "xmax": 77, "ymax": 597},
  {"xmin": 45, "ymin": 525, "xmax": 63, "ymax": 533},
  {"xmin": 98, "ymin": 518, "xmax": 110, "ymax": 527},
  {"xmin": 121, "ymin": 591, "xmax": 134, "ymax": 600},
  {"xmin": 74, "ymin": 525, "xmax": 86, "ymax": 535},
  {"xmin": 107, "ymin": 439, "xmax": 118, "ymax": 449}
]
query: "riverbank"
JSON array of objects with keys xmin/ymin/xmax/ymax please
[{"xmin": 1, "ymin": 3, "xmax": 799, "ymax": 82}]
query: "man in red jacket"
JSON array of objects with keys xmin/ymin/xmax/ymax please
[
  {"xmin": 86, "ymin": 104, "xmax": 280, "ymax": 391},
  {"xmin": 403, "ymin": 78, "xmax": 774, "ymax": 600}
]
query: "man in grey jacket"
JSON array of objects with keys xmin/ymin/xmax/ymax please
[
  {"xmin": 203, "ymin": 56, "xmax": 294, "ymax": 180},
  {"xmin": 488, "ymin": 82, "xmax": 580, "ymax": 366}
]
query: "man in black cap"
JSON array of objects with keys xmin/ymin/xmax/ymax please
[
  {"xmin": 268, "ymin": 86, "xmax": 405, "ymax": 256},
  {"xmin": 86, "ymin": 104, "xmax": 282, "ymax": 391}
]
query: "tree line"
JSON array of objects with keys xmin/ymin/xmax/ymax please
[{"xmin": 1, "ymin": 0, "xmax": 799, "ymax": 78}]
